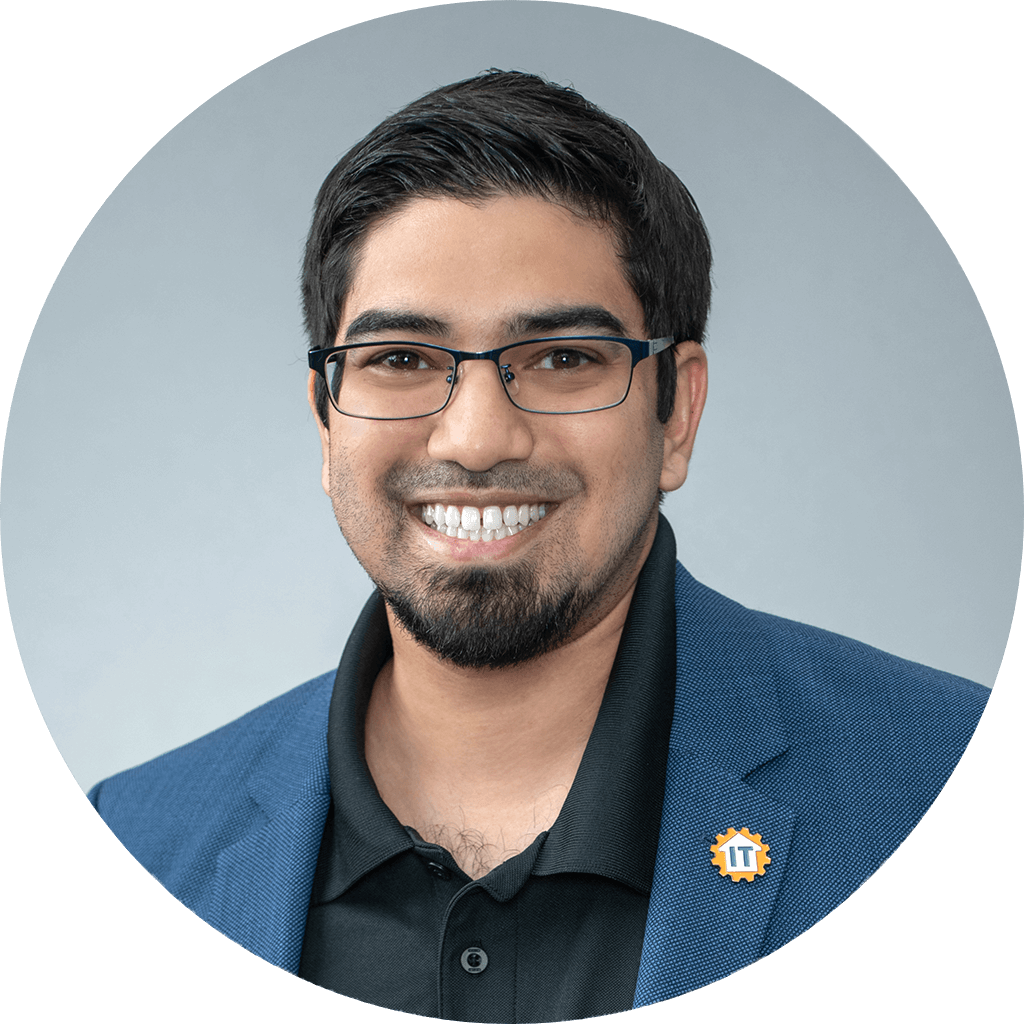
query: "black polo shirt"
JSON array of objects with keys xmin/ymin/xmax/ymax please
[{"xmin": 298, "ymin": 515, "xmax": 677, "ymax": 1022}]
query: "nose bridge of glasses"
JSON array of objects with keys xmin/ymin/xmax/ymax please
[
  {"xmin": 447, "ymin": 348, "xmax": 519, "ymax": 406},
  {"xmin": 451, "ymin": 346, "xmax": 515, "ymax": 375}
]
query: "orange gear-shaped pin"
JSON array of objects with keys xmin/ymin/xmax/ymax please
[{"xmin": 710, "ymin": 827, "xmax": 771, "ymax": 882}]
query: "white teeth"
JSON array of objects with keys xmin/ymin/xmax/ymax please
[{"xmin": 422, "ymin": 502, "xmax": 548, "ymax": 542}]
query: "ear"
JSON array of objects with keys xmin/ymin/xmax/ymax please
[
  {"xmin": 308, "ymin": 370, "xmax": 332, "ymax": 496},
  {"xmin": 660, "ymin": 341, "xmax": 708, "ymax": 493}
]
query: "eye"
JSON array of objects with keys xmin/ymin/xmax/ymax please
[
  {"xmin": 365, "ymin": 348, "xmax": 433, "ymax": 371},
  {"xmin": 535, "ymin": 348, "xmax": 598, "ymax": 370}
]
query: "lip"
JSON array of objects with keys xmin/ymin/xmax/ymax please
[
  {"xmin": 409, "ymin": 492, "xmax": 556, "ymax": 509},
  {"xmin": 411, "ymin": 503, "xmax": 552, "ymax": 561}
]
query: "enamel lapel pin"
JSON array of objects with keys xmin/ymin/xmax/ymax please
[{"xmin": 710, "ymin": 827, "xmax": 771, "ymax": 882}]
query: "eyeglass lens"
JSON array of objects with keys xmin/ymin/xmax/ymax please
[{"xmin": 325, "ymin": 338, "xmax": 635, "ymax": 418}]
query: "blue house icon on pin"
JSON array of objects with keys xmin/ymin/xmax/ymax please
[{"xmin": 723, "ymin": 833, "xmax": 761, "ymax": 870}]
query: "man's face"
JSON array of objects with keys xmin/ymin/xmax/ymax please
[{"xmin": 312, "ymin": 194, "xmax": 705, "ymax": 667}]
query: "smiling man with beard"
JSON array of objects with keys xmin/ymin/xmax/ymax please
[{"xmin": 90, "ymin": 71, "xmax": 989, "ymax": 1022}]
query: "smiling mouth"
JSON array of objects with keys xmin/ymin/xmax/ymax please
[{"xmin": 420, "ymin": 502, "xmax": 548, "ymax": 542}]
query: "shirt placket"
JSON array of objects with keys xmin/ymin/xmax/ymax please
[{"xmin": 438, "ymin": 881, "xmax": 518, "ymax": 1023}]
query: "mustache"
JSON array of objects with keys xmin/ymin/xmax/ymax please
[{"xmin": 380, "ymin": 460, "xmax": 584, "ymax": 501}]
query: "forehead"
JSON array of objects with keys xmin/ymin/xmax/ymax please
[{"xmin": 341, "ymin": 194, "xmax": 644, "ymax": 339}]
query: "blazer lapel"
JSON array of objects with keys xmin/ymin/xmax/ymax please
[
  {"xmin": 634, "ymin": 564, "xmax": 796, "ymax": 1006},
  {"xmin": 635, "ymin": 752, "xmax": 796, "ymax": 1004},
  {"xmin": 204, "ymin": 676, "xmax": 334, "ymax": 973}
]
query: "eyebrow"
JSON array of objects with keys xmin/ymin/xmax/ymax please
[
  {"xmin": 344, "ymin": 309, "xmax": 451, "ymax": 340},
  {"xmin": 342, "ymin": 304, "xmax": 630, "ymax": 344},
  {"xmin": 505, "ymin": 306, "xmax": 628, "ymax": 339}
]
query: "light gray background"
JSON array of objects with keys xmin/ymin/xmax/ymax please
[{"xmin": 3, "ymin": 2, "xmax": 1019, "ymax": 792}]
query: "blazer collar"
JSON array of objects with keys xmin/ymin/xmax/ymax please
[{"xmin": 668, "ymin": 562, "xmax": 789, "ymax": 772}]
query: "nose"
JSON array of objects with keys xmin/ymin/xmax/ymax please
[{"xmin": 426, "ymin": 360, "xmax": 535, "ymax": 471}]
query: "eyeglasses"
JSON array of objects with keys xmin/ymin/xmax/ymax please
[{"xmin": 308, "ymin": 335, "xmax": 676, "ymax": 420}]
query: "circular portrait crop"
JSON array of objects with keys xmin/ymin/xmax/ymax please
[{"xmin": 3, "ymin": 2, "xmax": 1020, "ymax": 1021}]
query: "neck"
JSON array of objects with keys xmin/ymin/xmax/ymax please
[{"xmin": 363, "ymin": 533, "xmax": 654, "ymax": 878}]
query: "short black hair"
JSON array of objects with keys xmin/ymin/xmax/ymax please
[{"xmin": 303, "ymin": 69, "xmax": 712, "ymax": 424}]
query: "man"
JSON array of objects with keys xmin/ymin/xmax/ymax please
[{"xmin": 90, "ymin": 71, "xmax": 988, "ymax": 1021}]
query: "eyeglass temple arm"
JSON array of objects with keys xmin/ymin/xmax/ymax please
[{"xmin": 647, "ymin": 336, "xmax": 676, "ymax": 357}]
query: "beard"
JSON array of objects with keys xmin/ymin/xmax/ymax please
[
  {"xmin": 332, "ymin": 458, "xmax": 659, "ymax": 669},
  {"xmin": 378, "ymin": 553, "xmax": 597, "ymax": 669},
  {"xmin": 331, "ymin": 458, "xmax": 659, "ymax": 667}
]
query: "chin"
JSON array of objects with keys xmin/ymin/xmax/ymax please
[{"xmin": 376, "ymin": 560, "xmax": 594, "ymax": 669}]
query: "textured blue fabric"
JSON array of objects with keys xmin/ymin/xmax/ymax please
[
  {"xmin": 89, "ymin": 565, "xmax": 988, "ymax": 1006},
  {"xmin": 90, "ymin": 671, "xmax": 334, "ymax": 972}
]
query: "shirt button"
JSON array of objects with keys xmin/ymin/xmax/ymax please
[
  {"xmin": 460, "ymin": 947, "xmax": 488, "ymax": 974},
  {"xmin": 427, "ymin": 861, "xmax": 450, "ymax": 880}
]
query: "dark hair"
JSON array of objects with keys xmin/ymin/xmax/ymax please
[{"xmin": 302, "ymin": 70, "xmax": 712, "ymax": 424}]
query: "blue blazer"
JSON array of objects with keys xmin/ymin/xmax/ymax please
[{"xmin": 90, "ymin": 564, "xmax": 988, "ymax": 1008}]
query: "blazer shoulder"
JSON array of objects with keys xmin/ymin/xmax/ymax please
[
  {"xmin": 750, "ymin": 605, "xmax": 989, "ymax": 718},
  {"xmin": 741, "ymin": 605, "xmax": 989, "ymax": 822},
  {"xmin": 87, "ymin": 671, "xmax": 333, "ymax": 823},
  {"xmin": 673, "ymin": 560, "xmax": 989, "ymax": 772},
  {"xmin": 85, "ymin": 671, "xmax": 331, "ymax": 921}
]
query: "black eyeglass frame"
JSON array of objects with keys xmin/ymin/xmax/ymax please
[{"xmin": 307, "ymin": 335, "xmax": 677, "ymax": 420}]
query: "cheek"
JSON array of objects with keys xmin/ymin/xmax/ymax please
[
  {"xmin": 326, "ymin": 442, "xmax": 368, "ymax": 541},
  {"xmin": 611, "ymin": 413, "xmax": 665, "ymax": 523},
  {"xmin": 327, "ymin": 422, "xmax": 426, "ymax": 543},
  {"xmin": 329, "ymin": 419, "xmax": 425, "ymax": 483},
  {"xmin": 624, "ymin": 369, "xmax": 667, "ymax": 480},
  {"xmin": 561, "ymin": 401, "xmax": 664, "ymax": 507}
]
